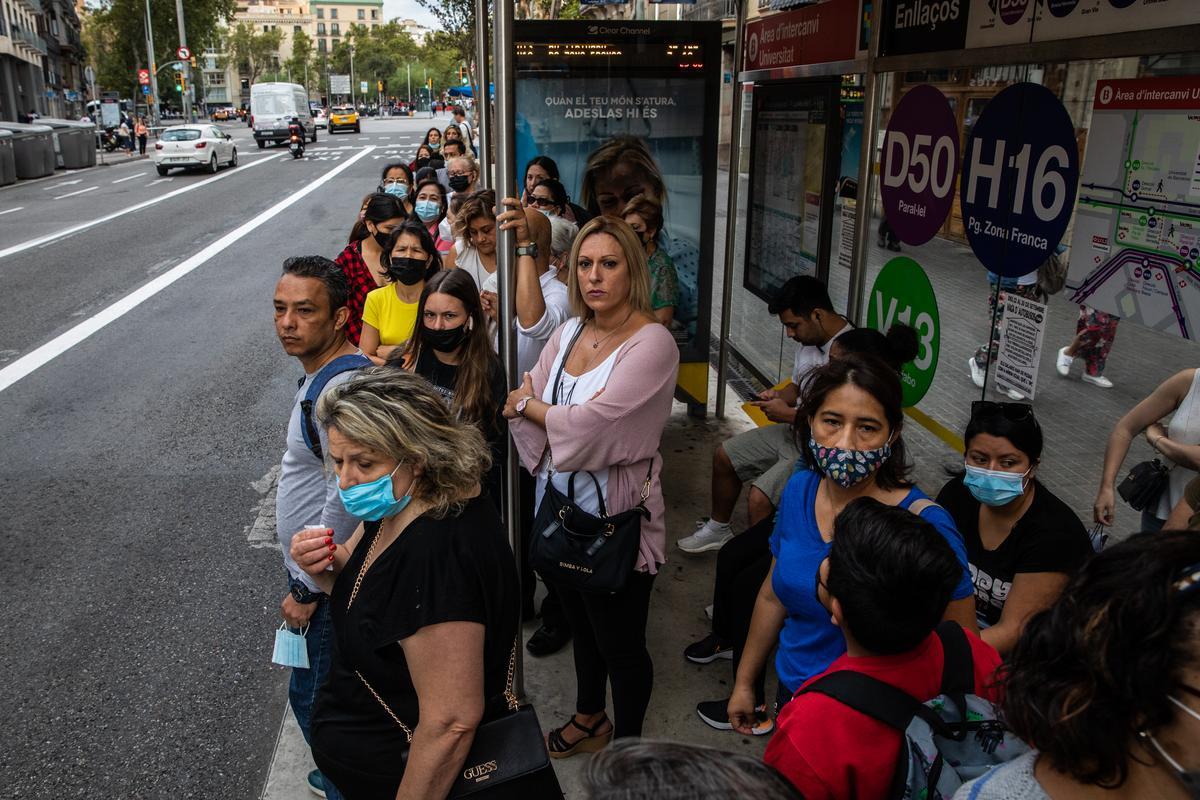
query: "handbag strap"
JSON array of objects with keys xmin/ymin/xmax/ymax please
[
  {"xmin": 550, "ymin": 320, "xmax": 587, "ymax": 405},
  {"xmin": 356, "ymin": 640, "xmax": 520, "ymax": 745}
]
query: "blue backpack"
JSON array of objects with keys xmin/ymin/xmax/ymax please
[
  {"xmin": 299, "ymin": 354, "xmax": 371, "ymax": 460},
  {"xmin": 801, "ymin": 621, "xmax": 1028, "ymax": 799}
]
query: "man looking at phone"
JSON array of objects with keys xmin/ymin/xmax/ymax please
[{"xmin": 677, "ymin": 275, "xmax": 851, "ymax": 553}]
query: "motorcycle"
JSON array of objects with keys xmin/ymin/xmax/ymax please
[
  {"xmin": 98, "ymin": 127, "xmax": 120, "ymax": 152},
  {"xmin": 288, "ymin": 130, "xmax": 304, "ymax": 159}
]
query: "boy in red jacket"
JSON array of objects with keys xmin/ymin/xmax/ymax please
[{"xmin": 763, "ymin": 498, "xmax": 1003, "ymax": 799}]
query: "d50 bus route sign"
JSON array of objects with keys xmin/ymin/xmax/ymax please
[
  {"xmin": 961, "ymin": 82, "xmax": 1079, "ymax": 279},
  {"xmin": 866, "ymin": 256, "xmax": 940, "ymax": 408},
  {"xmin": 880, "ymin": 84, "xmax": 960, "ymax": 246}
]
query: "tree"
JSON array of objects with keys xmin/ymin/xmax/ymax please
[
  {"xmin": 81, "ymin": 0, "xmax": 234, "ymax": 98},
  {"xmin": 416, "ymin": 0, "xmax": 477, "ymax": 93},
  {"xmin": 222, "ymin": 22, "xmax": 284, "ymax": 85},
  {"xmin": 284, "ymin": 30, "xmax": 318, "ymax": 95}
]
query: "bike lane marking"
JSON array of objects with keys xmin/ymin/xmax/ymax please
[{"xmin": 0, "ymin": 145, "xmax": 376, "ymax": 394}]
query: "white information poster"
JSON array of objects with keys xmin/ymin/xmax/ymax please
[{"xmin": 996, "ymin": 293, "xmax": 1048, "ymax": 400}]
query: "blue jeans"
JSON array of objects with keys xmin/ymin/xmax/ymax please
[{"xmin": 287, "ymin": 590, "xmax": 343, "ymax": 800}]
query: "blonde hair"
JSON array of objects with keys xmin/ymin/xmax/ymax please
[
  {"xmin": 452, "ymin": 188, "xmax": 495, "ymax": 242},
  {"xmin": 316, "ymin": 369, "xmax": 490, "ymax": 518},
  {"xmin": 448, "ymin": 155, "xmax": 478, "ymax": 179},
  {"xmin": 566, "ymin": 216, "xmax": 654, "ymax": 320},
  {"xmin": 621, "ymin": 194, "xmax": 664, "ymax": 237},
  {"xmin": 578, "ymin": 137, "xmax": 666, "ymax": 216}
]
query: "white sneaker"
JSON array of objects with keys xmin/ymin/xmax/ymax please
[
  {"xmin": 1000, "ymin": 387, "xmax": 1025, "ymax": 400},
  {"xmin": 1082, "ymin": 373, "xmax": 1114, "ymax": 388},
  {"xmin": 678, "ymin": 520, "xmax": 733, "ymax": 553},
  {"xmin": 1056, "ymin": 346, "xmax": 1074, "ymax": 376},
  {"xmin": 968, "ymin": 357, "xmax": 986, "ymax": 388},
  {"xmin": 704, "ymin": 604, "xmax": 714, "ymax": 620}
]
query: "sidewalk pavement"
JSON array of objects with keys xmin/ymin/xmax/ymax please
[{"xmin": 262, "ymin": 373, "xmax": 770, "ymax": 799}]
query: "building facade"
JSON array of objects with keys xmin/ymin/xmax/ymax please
[
  {"xmin": 1, "ymin": 0, "xmax": 49, "ymax": 120},
  {"xmin": 40, "ymin": 0, "xmax": 84, "ymax": 117},
  {"xmin": 310, "ymin": 0, "xmax": 383, "ymax": 56}
]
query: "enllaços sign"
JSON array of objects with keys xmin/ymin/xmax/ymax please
[
  {"xmin": 881, "ymin": 0, "xmax": 969, "ymax": 56},
  {"xmin": 879, "ymin": 84, "xmax": 960, "ymax": 246},
  {"xmin": 960, "ymin": 82, "xmax": 1079, "ymax": 279}
]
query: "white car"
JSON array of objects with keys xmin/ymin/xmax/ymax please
[
  {"xmin": 314, "ymin": 108, "xmax": 328, "ymax": 129},
  {"xmin": 154, "ymin": 124, "xmax": 238, "ymax": 175}
]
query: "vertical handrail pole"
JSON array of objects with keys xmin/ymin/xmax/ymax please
[
  {"xmin": 845, "ymin": 4, "xmax": 884, "ymax": 325},
  {"xmin": 473, "ymin": 0, "xmax": 492, "ymax": 186}
]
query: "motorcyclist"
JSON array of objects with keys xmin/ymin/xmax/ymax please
[{"xmin": 287, "ymin": 115, "xmax": 305, "ymax": 156}]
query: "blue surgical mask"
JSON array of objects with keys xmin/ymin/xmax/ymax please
[
  {"xmin": 963, "ymin": 463, "xmax": 1030, "ymax": 506},
  {"xmin": 415, "ymin": 199, "xmax": 440, "ymax": 222},
  {"xmin": 272, "ymin": 622, "xmax": 310, "ymax": 668},
  {"xmin": 429, "ymin": 141, "xmax": 441, "ymax": 150},
  {"xmin": 338, "ymin": 463, "xmax": 413, "ymax": 521},
  {"xmin": 382, "ymin": 182, "xmax": 408, "ymax": 198}
]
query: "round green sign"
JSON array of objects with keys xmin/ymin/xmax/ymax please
[{"xmin": 865, "ymin": 256, "xmax": 940, "ymax": 407}]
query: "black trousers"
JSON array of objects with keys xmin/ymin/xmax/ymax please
[
  {"xmin": 519, "ymin": 470, "xmax": 566, "ymax": 629},
  {"xmin": 710, "ymin": 515, "xmax": 775, "ymax": 707},
  {"xmin": 552, "ymin": 571, "xmax": 656, "ymax": 738}
]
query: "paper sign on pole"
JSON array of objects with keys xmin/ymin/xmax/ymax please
[{"xmin": 995, "ymin": 293, "xmax": 1048, "ymax": 400}]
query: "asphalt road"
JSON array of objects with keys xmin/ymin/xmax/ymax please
[{"xmin": 0, "ymin": 113, "xmax": 450, "ymax": 798}]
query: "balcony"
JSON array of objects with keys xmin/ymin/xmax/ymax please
[
  {"xmin": 14, "ymin": 0, "xmax": 42, "ymax": 13},
  {"xmin": 680, "ymin": 0, "xmax": 735, "ymax": 21},
  {"xmin": 13, "ymin": 28, "xmax": 48, "ymax": 55}
]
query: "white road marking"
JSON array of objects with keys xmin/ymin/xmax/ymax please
[
  {"xmin": 111, "ymin": 173, "xmax": 145, "ymax": 184},
  {"xmin": 0, "ymin": 146, "xmax": 374, "ymax": 394},
  {"xmin": 0, "ymin": 153, "xmax": 281, "ymax": 262},
  {"xmin": 244, "ymin": 466, "xmax": 282, "ymax": 550},
  {"xmin": 53, "ymin": 186, "xmax": 98, "ymax": 200},
  {"xmin": 145, "ymin": 178, "xmax": 173, "ymax": 186},
  {"xmin": 0, "ymin": 207, "xmax": 23, "ymax": 216},
  {"xmin": 44, "ymin": 178, "xmax": 82, "ymax": 190}
]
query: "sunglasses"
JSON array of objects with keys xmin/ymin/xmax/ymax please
[
  {"xmin": 971, "ymin": 400, "xmax": 1036, "ymax": 423},
  {"xmin": 528, "ymin": 195, "xmax": 557, "ymax": 207}
]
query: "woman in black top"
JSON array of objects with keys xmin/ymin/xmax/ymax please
[
  {"xmin": 290, "ymin": 370, "xmax": 519, "ymax": 799},
  {"xmin": 388, "ymin": 269, "xmax": 507, "ymax": 505},
  {"xmin": 936, "ymin": 401, "xmax": 1092, "ymax": 655}
]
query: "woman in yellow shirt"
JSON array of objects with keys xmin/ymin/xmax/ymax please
[{"xmin": 360, "ymin": 221, "xmax": 441, "ymax": 365}]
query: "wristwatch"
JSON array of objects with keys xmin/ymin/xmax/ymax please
[
  {"xmin": 515, "ymin": 241, "xmax": 538, "ymax": 259},
  {"xmin": 515, "ymin": 395, "xmax": 534, "ymax": 417},
  {"xmin": 289, "ymin": 577, "xmax": 321, "ymax": 604}
]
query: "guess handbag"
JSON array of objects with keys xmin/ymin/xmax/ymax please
[{"xmin": 1117, "ymin": 458, "xmax": 1170, "ymax": 512}]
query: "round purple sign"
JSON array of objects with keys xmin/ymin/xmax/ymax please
[
  {"xmin": 880, "ymin": 84, "xmax": 960, "ymax": 246},
  {"xmin": 998, "ymin": 0, "xmax": 1029, "ymax": 25}
]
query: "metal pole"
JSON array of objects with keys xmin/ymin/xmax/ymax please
[
  {"xmin": 350, "ymin": 47, "xmax": 356, "ymax": 108},
  {"xmin": 473, "ymin": 0, "xmax": 491, "ymax": 185},
  {"xmin": 714, "ymin": 0, "xmax": 749, "ymax": 418},
  {"xmin": 173, "ymin": 0, "xmax": 192, "ymax": 122},
  {"xmin": 407, "ymin": 62, "xmax": 411, "ymax": 105},
  {"xmin": 493, "ymin": 0, "xmax": 522, "ymax": 699},
  {"xmin": 845, "ymin": 0, "xmax": 884, "ymax": 326},
  {"xmin": 144, "ymin": 0, "xmax": 160, "ymax": 124}
]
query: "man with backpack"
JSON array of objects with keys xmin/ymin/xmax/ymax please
[
  {"xmin": 273, "ymin": 256, "xmax": 369, "ymax": 800},
  {"xmin": 762, "ymin": 498, "xmax": 1014, "ymax": 799}
]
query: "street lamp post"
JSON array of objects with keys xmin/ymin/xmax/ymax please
[
  {"xmin": 407, "ymin": 62, "xmax": 411, "ymax": 106},
  {"xmin": 173, "ymin": 0, "xmax": 193, "ymax": 122},
  {"xmin": 349, "ymin": 46, "xmax": 355, "ymax": 108},
  {"xmin": 143, "ymin": 0, "xmax": 161, "ymax": 123}
]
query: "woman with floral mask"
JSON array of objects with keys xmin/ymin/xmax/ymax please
[
  {"xmin": 389, "ymin": 269, "xmax": 506, "ymax": 506},
  {"xmin": 359, "ymin": 221, "xmax": 440, "ymax": 366},
  {"xmin": 411, "ymin": 178, "xmax": 451, "ymax": 254},
  {"xmin": 935, "ymin": 402, "xmax": 1091, "ymax": 656},
  {"xmin": 956, "ymin": 531, "xmax": 1200, "ymax": 800},
  {"xmin": 622, "ymin": 194, "xmax": 677, "ymax": 326},
  {"xmin": 726, "ymin": 354, "xmax": 976, "ymax": 735}
]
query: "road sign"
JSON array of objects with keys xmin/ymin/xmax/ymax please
[
  {"xmin": 330, "ymin": 74, "xmax": 351, "ymax": 95},
  {"xmin": 138, "ymin": 68, "xmax": 150, "ymax": 85},
  {"xmin": 880, "ymin": 84, "xmax": 960, "ymax": 246},
  {"xmin": 866, "ymin": 256, "xmax": 940, "ymax": 407},
  {"xmin": 142, "ymin": 85, "xmax": 150, "ymax": 95},
  {"xmin": 176, "ymin": 46, "xmax": 190, "ymax": 60},
  {"xmin": 960, "ymin": 82, "xmax": 1080, "ymax": 278},
  {"xmin": 85, "ymin": 65, "xmax": 95, "ymax": 85},
  {"xmin": 360, "ymin": 80, "xmax": 369, "ymax": 94}
]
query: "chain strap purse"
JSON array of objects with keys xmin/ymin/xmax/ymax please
[
  {"xmin": 1117, "ymin": 458, "xmax": 1170, "ymax": 512},
  {"xmin": 348, "ymin": 527, "xmax": 562, "ymax": 798}
]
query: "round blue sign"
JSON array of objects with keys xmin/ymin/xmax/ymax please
[{"xmin": 960, "ymin": 83, "xmax": 1079, "ymax": 278}]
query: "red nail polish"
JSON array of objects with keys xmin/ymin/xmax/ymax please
[
  {"xmin": 328, "ymin": 555, "xmax": 335, "ymax": 561},
  {"xmin": 328, "ymin": 543, "xmax": 336, "ymax": 551}
]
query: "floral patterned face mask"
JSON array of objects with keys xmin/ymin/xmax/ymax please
[{"xmin": 808, "ymin": 436, "xmax": 893, "ymax": 488}]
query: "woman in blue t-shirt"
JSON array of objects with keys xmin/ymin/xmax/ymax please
[{"xmin": 727, "ymin": 354, "xmax": 976, "ymax": 735}]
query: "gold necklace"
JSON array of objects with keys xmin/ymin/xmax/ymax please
[{"xmin": 590, "ymin": 309, "xmax": 634, "ymax": 350}]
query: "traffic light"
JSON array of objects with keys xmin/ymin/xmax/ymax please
[
  {"xmin": 377, "ymin": 80, "xmax": 383, "ymax": 91},
  {"xmin": 189, "ymin": 55, "xmax": 197, "ymax": 68},
  {"xmin": 458, "ymin": 65, "xmax": 464, "ymax": 81},
  {"xmin": 174, "ymin": 71, "xmax": 184, "ymax": 92}
]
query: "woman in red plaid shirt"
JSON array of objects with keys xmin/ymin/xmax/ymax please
[{"xmin": 335, "ymin": 193, "xmax": 407, "ymax": 346}]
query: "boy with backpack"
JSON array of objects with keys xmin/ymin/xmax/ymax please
[{"xmin": 764, "ymin": 498, "xmax": 1019, "ymax": 799}]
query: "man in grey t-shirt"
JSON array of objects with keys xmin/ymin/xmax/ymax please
[{"xmin": 274, "ymin": 256, "xmax": 366, "ymax": 800}]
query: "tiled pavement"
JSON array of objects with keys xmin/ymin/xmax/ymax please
[{"xmin": 708, "ymin": 167, "xmax": 1197, "ymax": 533}]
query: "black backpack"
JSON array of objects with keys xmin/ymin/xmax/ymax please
[
  {"xmin": 299, "ymin": 354, "xmax": 371, "ymax": 460},
  {"xmin": 800, "ymin": 621, "xmax": 1028, "ymax": 799}
]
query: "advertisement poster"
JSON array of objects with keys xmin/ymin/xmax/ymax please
[
  {"xmin": 995, "ymin": 292, "xmax": 1048, "ymax": 400},
  {"xmin": 515, "ymin": 21, "xmax": 720, "ymax": 404},
  {"xmin": 1067, "ymin": 77, "xmax": 1200, "ymax": 340},
  {"xmin": 835, "ymin": 100, "xmax": 863, "ymax": 270},
  {"xmin": 744, "ymin": 83, "xmax": 839, "ymax": 299}
]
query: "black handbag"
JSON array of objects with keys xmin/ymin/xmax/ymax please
[
  {"xmin": 1117, "ymin": 458, "xmax": 1170, "ymax": 512},
  {"xmin": 356, "ymin": 645, "xmax": 562, "ymax": 798},
  {"xmin": 529, "ymin": 321, "xmax": 651, "ymax": 594}
]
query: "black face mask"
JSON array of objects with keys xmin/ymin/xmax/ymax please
[
  {"xmin": 388, "ymin": 256, "xmax": 427, "ymax": 286},
  {"xmin": 448, "ymin": 175, "xmax": 471, "ymax": 192},
  {"xmin": 415, "ymin": 157, "xmax": 431, "ymax": 169},
  {"xmin": 424, "ymin": 323, "xmax": 468, "ymax": 353},
  {"xmin": 371, "ymin": 229, "xmax": 390, "ymax": 248}
]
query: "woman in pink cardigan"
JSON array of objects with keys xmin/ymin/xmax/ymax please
[{"xmin": 505, "ymin": 216, "xmax": 679, "ymax": 757}]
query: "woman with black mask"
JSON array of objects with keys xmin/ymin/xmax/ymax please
[
  {"xmin": 359, "ymin": 221, "xmax": 441, "ymax": 366},
  {"xmin": 389, "ymin": 269, "xmax": 507, "ymax": 505},
  {"xmin": 409, "ymin": 144, "xmax": 433, "ymax": 174},
  {"xmin": 336, "ymin": 193, "xmax": 407, "ymax": 347}
]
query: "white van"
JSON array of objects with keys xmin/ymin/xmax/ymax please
[{"xmin": 250, "ymin": 82, "xmax": 316, "ymax": 148}]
